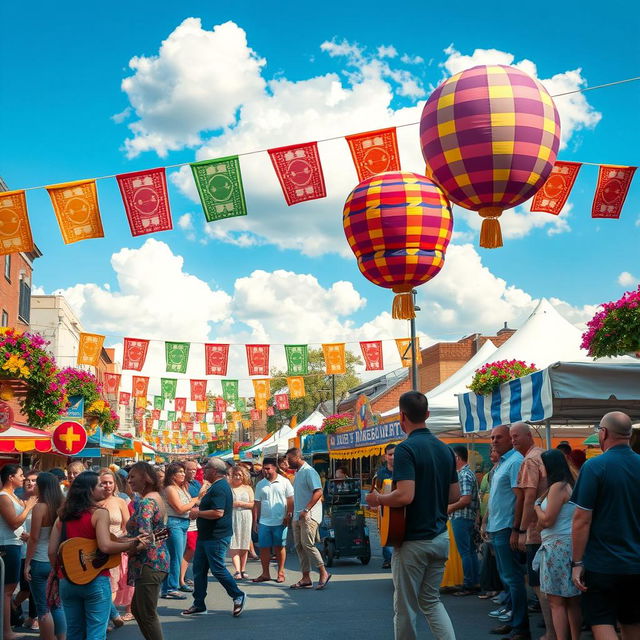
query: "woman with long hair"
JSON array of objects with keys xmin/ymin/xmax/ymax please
[
  {"xmin": 48, "ymin": 472, "xmax": 148, "ymax": 640},
  {"xmin": 0, "ymin": 464, "xmax": 37, "ymax": 640},
  {"xmin": 126, "ymin": 462, "xmax": 169, "ymax": 640},
  {"xmin": 161, "ymin": 463, "xmax": 198, "ymax": 599},
  {"xmin": 98, "ymin": 469, "xmax": 134, "ymax": 627},
  {"xmin": 229, "ymin": 465, "xmax": 254, "ymax": 580},
  {"xmin": 533, "ymin": 449, "xmax": 581, "ymax": 640},
  {"xmin": 24, "ymin": 472, "xmax": 66, "ymax": 640}
]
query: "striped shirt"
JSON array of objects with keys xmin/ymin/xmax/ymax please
[{"xmin": 451, "ymin": 464, "xmax": 479, "ymax": 521}]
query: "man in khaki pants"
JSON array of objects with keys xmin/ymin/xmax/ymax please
[
  {"xmin": 286, "ymin": 448, "xmax": 331, "ymax": 590},
  {"xmin": 367, "ymin": 392, "xmax": 460, "ymax": 640}
]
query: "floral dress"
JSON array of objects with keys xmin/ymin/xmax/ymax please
[{"xmin": 126, "ymin": 495, "xmax": 169, "ymax": 585}]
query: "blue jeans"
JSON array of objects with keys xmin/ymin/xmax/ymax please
[
  {"xmin": 451, "ymin": 517, "xmax": 479, "ymax": 588},
  {"xmin": 162, "ymin": 516, "xmax": 189, "ymax": 594},
  {"xmin": 60, "ymin": 575, "xmax": 111, "ymax": 640},
  {"xmin": 192, "ymin": 537, "xmax": 243, "ymax": 609},
  {"xmin": 382, "ymin": 546, "xmax": 393, "ymax": 563},
  {"xmin": 490, "ymin": 528, "xmax": 528, "ymax": 633},
  {"xmin": 29, "ymin": 560, "xmax": 67, "ymax": 635}
]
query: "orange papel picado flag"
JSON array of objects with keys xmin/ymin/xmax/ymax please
[
  {"xmin": 46, "ymin": 179, "xmax": 104, "ymax": 244},
  {"xmin": 0, "ymin": 190, "xmax": 34, "ymax": 256},
  {"xmin": 287, "ymin": 376, "xmax": 306, "ymax": 399},
  {"xmin": 77, "ymin": 333, "xmax": 105, "ymax": 367},
  {"xmin": 345, "ymin": 127, "xmax": 401, "ymax": 182},
  {"xmin": 252, "ymin": 379, "xmax": 270, "ymax": 411},
  {"xmin": 322, "ymin": 343, "xmax": 346, "ymax": 375},
  {"xmin": 396, "ymin": 337, "xmax": 422, "ymax": 367}
]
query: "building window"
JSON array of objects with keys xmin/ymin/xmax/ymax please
[
  {"xmin": 18, "ymin": 279, "xmax": 30, "ymax": 324},
  {"xmin": 4, "ymin": 255, "xmax": 10, "ymax": 282},
  {"xmin": 1, "ymin": 310, "xmax": 7, "ymax": 327}
]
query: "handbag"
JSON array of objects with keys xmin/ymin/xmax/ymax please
[{"xmin": 46, "ymin": 521, "xmax": 66, "ymax": 609}]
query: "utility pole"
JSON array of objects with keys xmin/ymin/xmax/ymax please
[
  {"xmin": 331, "ymin": 374, "xmax": 336, "ymax": 413},
  {"xmin": 410, "ymin": 289, "xmax": 421, "ymax": 392}
]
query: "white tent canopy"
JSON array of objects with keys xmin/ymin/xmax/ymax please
[
  {"xmin": 381, "ymin": 299, "xmax": 617, "ymax": 433},
  {"xmin": 260, "ymin": 410, "xmax": 326, "ymax": 457}
]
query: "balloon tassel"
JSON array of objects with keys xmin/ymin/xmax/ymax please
[
  {"xmin": 392, "ymin": 292, "xmax": 415, "ymax": 320},
  {"xmin": 479, "ymin": 217, "xmax": 503, "ymax": 249}
]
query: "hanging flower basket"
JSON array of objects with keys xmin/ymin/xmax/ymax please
[
  {"xmin": 581, "ymin": 286, "xmax": 640, "ymax": 358},
  {"xmin": 469, "ymin": 359, "xmax": 538, "ymax": 396},
  {"xmin": 0, "ymin": 328, "xmax": 67, "ymax": 429},
  {"xmin": 320, "ymin": 412, "xmax": 354, "ymax": 434},
  {"xmin": 297, "ymin": 425, "xmax": 318, "ymax": 436}
]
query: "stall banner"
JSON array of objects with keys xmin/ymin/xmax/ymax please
[
  {"xmin": 132, "ymin": 376, "xmax": 150, "ymax": 398},
  {"xmin": 175, "ymin": 397, "xmax": 187, "ymax": 412},
  {"xmin": 252, "ymin": 379, "xmax": 270, "ymax": 411},
  {"xmin": 287, "ymin": 376, "xmax": 306, "ymax": 398},
  {"xmin": 153, "ymin": 396, "xmax": 164, "ymax": 410},
  {"xmin": 190, "ymin": 379, "xmax": 207, "ymax": 401},
  {"xmin": 204, "ymin": 343, "xmax": 229, "ymax": 376},
  {"xmin": 165, "ymin": 341, "xmax": 190, "ymax": 374},
  {"xmin": 77, "ymin": 332, "xmax": 105, "ymax": 367},
  {"xmin": 328, "ymin": 418, "xmax": 404, "ymax": 451},
  {"xmin": 215, "ymin": 397, "xmax": 227, "ymax": 413},
  {"xmin": 322, "ymin": 343, "xmax": 346, "ymax": 375},
  {"xmin": 275, "ymin": 393, "xmax": 290, "ymax": 410},
  {"xmin": 246, "ymin": 344, "xmax": 270, "ymax": 376},
  {"xmin": 250, "ymin": 409, "xmax": 260, "ymax": 421},
  {"xmin": 116, "ymin": 167, "xmax": 173, "ymax": 236},
  {"xmin": 161, "ymin": 377, "xmax": 177, "ymax": 400},
  {"xmin": 236, "ymin": 397, "xmax": 247, "ymax": 411},
  {"xmin": 345, "ymin": 127, "xmax": 401, "ymax": 182},
  {"xmin": 395, "ymin": 337, "xmax": 422, "ymax": 367},
  {"xmin": 221, "ymin": 380, "xmax": 239, "ymax": 404},
  {"xmin": 46, "ymin": 179, "xmax": 104, "ymax": 244},
  {"xmin": 591, "ymin": 165, "xmax": 637, "ymax": 218},
  {"xmin": 118, "ymin": 391, "xmax": 131, "ymax": 405},
  {"xmin": 104, "ymin": 373, "xmax": 121, "ymax": 395},
  {"xmin": 530, "ymin": 161, "xmax": 582, "ymax": 215},
  {"xmin": 359, "ymin": 340, "xmax": 384, "ymax": 371},
  {"xmin": 0, "ymin": 190, "xmax": 34, "ymax": 256},
  {"xmin": 285, "ymin": 344, "xmax": 309, "ymax": 376},
  {"xmin": 196, "ymin": 400, "xmax": 208, "ymax": 413},
  {"xmin": 266, "ymin": 406, "xmax": 275, "ymax": 416},
  {"xmin": 213, "ymin": 411, "xmax": 224, "ymax": 424},
  {"xmin": 123, "ymin": 338, "xmax": 150, "ymax": 371},
  {"xmin": 268, "ymin": 142, "xmax": 327, "ymax": 206},
  {"xmin": 191, "ymin": 156, "xmax": 247, "ymax": 222}
]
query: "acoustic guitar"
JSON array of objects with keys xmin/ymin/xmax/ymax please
[
  {"xmin": 59, "ymin": 528, "xmax": 168, "ymax": 585},
  {"xmin": 374, "ymin": 478, "xmax": 406, "ymax": 547}
]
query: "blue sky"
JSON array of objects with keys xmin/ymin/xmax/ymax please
[{"xmin": 1, "ymin": 0, "xmax": 639, "ymax": 375}]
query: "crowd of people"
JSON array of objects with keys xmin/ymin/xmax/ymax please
[{"xmin": 0, "ymin": 392, "xmax": 638, "ymax": 640}]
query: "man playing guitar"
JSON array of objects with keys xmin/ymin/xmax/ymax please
[{"xmin": 366, "ymin": 391, "xmax": 460, "ymax": 640}]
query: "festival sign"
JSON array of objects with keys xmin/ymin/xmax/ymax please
[
  {"xmin": 65, "ymin": 395, "xmax": 85, "ymax": 419},
  {"xmin": 52, "ymin": 420, "xmax": 88, "ymax": 456},
  {"xmin": 327, "ymin": 417, "xmax": 404, "ymax": 452},
  {"xmin": 0, "ymin": 190, "xmax": 34, "ymax": 256}
]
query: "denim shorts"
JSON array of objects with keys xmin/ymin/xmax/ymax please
[
  {"xmin": 0, "ymin": 544, "xmax": 22, "ymax": 584},
  {"xmin": 258, "ymin": 524, "xmax": 287, "ymax": 548}
]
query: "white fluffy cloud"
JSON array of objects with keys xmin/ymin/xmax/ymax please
[
  {"xmin": 618, "ymin": 271, "xmax": 639, "ymax": 287},
  {"xmin": 114, "ymin": 22, "xmax": 601, "ymax": 255}
]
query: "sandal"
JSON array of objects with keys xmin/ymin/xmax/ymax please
[
  {"xmin": 275, "ymin": 574, "xmax": 286, "ymax": 583},
  {"xmin": 251, "ymin": 575, "xmax": 271, "ymax": 583},
  {"xmin": 233, "ymin": 571, "xmax": 242, "ymax": 580},
  {"xmin": 120, "ymin": 613, "xmax": 135, "ymax": 622},
  {"xmin": 241, "ymin": 572, "xmax": 250, "ymax": 580},
  {"xmin": 316, "ymin": 573, "xmax": 332, "ymax": 590},
  {"xmin": 289, "ymin": 580, "xmax": 313, "ymax": 589}
]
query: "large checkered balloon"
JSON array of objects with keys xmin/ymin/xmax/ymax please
[
  {"xmin": 343, "ymin": 171, "xmax": 452, "ymax": 319},
  {"xmin": 420, "ymin": 65, "xmax": 561, "ymax": 248}
]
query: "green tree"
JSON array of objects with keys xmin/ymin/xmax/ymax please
[{"xmin": 266, "ymin": 348, "xmax": 362, "ymax": 432}]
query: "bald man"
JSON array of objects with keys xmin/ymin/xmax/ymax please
[{"xmin": 571, "ymin": 411, "xmax": 640, "ymax": 640}]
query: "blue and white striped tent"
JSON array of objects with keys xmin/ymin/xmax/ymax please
[{"xmin": 458, "ymin": 361, "xmax": 640, "ymax": 434}]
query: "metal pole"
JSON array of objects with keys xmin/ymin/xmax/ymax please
[
  {"xmin": 331, "ymin": 374, "xmax": 336, "ymax": 413},
  {"xmin": 410, "ymin": 290, "xmax": 419, "ymax": 391},
  {"xmin": 545, "ymin": 419, "xmax": 552, "ymax": 450}
]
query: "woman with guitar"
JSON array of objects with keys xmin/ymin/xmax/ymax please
[
  {"xmin": 126, "ymin": 462, "xmax": 169, "ymax": 640},
  {"xmin": 48, "ymin": 471, "xmax": 149, "ymax": 640}
]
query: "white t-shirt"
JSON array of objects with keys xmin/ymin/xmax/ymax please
[{"xmin": 254, "ymin": 476, "xmax": 294, "ymax": 527}]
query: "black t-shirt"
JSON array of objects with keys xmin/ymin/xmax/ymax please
[
  {"xmin": 393, "ymin": 428, "xmax": 457, "ymax": 541},
  {"xmin": 197, "ymin": 478, "xmax": 233, "ymax": 540}
]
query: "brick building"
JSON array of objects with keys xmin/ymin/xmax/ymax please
[{"xmin": 338, "ymin": 324, "xmax": 516, "ymax": 415}]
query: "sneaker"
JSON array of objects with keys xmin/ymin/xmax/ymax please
[
  {"xmin": 232, "ymin": 592, "xmax": 246, "ymax": 617},
  {"xmin": 498, "ymin": 611, "xmax": 513, "ymax": 623},
  {"xmin": 489, "ymin": 607, "xmax": 508, "ymax": 618},
  {"xmin": 181, "ymin": 606, "xmax": 207, "ymax": 617}
]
